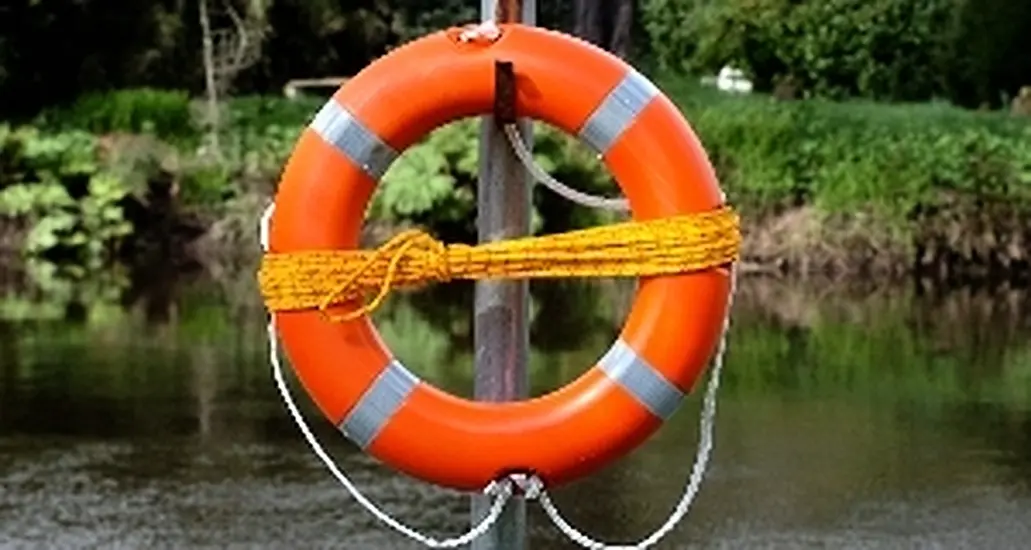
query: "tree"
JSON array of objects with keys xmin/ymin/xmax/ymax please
[
  {"xmin": 573, "ymin": 0, "xmax": 636, "ymax": 59},
  {"xmin": 643, "ymin": 0, "xmax": 1031, "ymax": 107},
  {"xmin": 198, "ymin": 0, "xmax": 268, "ymax": 157},
  {"xmin": 645, "ymin": 0, "xmax": 954, "ymax": 100}
]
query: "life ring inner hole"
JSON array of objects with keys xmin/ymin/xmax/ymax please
[{"xmin": 365, "ymin": 118, "xmax": 638, "ymax": 400}]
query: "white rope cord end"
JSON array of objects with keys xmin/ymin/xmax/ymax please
[
  {"xmin": 259, "ymin": 200, "xmax": 275, "ymax": 251},
  {"xmin": 459, "ymin": 20, "xmax": 502, "ymax": 43}
]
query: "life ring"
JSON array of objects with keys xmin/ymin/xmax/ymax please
[{"xmin": 266, "ymin": 23, "xmax": 733, "ymax": 492}]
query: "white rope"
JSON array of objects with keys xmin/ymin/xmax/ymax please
[
  {"xmin": 259, "ymin": 97, "xmax": 732, "ymax": 548},
  {"xmin": 458, "ymin": 20, "xmax": 502, "ymax": 43},
  {"xmin": 503, "ymin": 124, "xmax": 630, "ymax": 212},
  {"xmin": 525, "ymin": 264, "xmax": 735, "ymax": 549},
  {"xmin": 260, "ymin": 202, "xmax": 515, "ymax": 548}
]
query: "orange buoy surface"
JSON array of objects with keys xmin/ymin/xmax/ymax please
[{"xmin": 267, "ymin": 23, "xmax": 732, "ymax": 491}]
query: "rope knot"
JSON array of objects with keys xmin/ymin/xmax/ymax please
[
  {"xmin": 483, "ymin": 478, "xmax": 516, "ymax": 500},
  {"xmin": 484, "ymin": 473, "xmax": 543, "ymax": 501},
  {"xmin": 509, "ymin": 473, "xmax": 544, "ymax": 500},
  {"xmin": 317, "ymin": 228, "xmax": 453, "ymax": 323},
  {"xmin": 411, "ymin": 231, "xmax": 453, "ymax": 284}
]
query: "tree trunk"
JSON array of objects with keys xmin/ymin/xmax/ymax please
[
  {"xmin": 199, "ymin": 0, "xmax": 220, "ymax": 157},
  {"xmin": 573, "ymin": 0, "xmax": 604, "ymax": 46},
  {"xmin": 609, "ymin": 0, "xmax": 634, "ymax": 59},
  {"xmin": 573, "ymin": 0, "xmax": 635, "ymax": 59}
]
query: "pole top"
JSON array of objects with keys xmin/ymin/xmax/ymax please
[
  {"xmin": 495, "ymin": 0, "xmax": 522, "ymax": 22},
  {"xmin": 482, "ymin": 0, "xmax": 535, "ymax": 24}
]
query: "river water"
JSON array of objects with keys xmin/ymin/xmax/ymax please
[{"xmin": 1, "ymin": 271, "xmax": 1030, "ymax": 549}]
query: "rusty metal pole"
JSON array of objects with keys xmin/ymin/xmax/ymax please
[{"xmin": 471, "ymin": 1, "xmax": 535, "ymax": 549}]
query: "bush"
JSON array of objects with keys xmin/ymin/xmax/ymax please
[
  {"xmin": 643, "ymin": 0, "xmax": 1031, "ymax": 106},
  {"xmin": 659, "ymin": 78, "xmax": 1031, "ymax": 220},
  {"xmin": 0, "ymin": 125, "xmax": 135, "ymax": 267},
  {"xmin": 37, "ymin": 88, "xmax": 195, "ymax": 139},
  {"xmin": 646, "ymin": 0, "xmax": 955, "ymax": 100},
  {"xmin": 208, "ymin": 95, "xmax": 624, "ymax": 240},
  {"xmin": 371, "ymin": 119, "xmax": 623, "ymax": 241},
  {"xmin": 196, "ymin": 89, "xmax": 1031, "ymax": 239},
  {"xmin": 21, "ymin": 83, "xmax": 1031, "ymax": 259}
]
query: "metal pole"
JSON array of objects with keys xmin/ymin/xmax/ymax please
[{"xmin": 471, "ymin": 1, "xmax": 535, "ymax": 550}]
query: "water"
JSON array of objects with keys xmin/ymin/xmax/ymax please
[{"xmin": 1, "ymin": 272, "xmax": 1030, "ymax": 549}]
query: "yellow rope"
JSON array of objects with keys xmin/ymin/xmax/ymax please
[{"xmin": 258, "ymin": 206, "xmax": 741, "ymax": 322}]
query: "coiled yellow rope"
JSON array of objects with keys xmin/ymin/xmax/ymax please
[{"xmin": 258, "ymin": 205, "xmax": 741, "ymax": 322}]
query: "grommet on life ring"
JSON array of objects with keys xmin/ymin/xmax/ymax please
[{"xmin": 265, "ymin": 23, "xmax": 733, "ymax": 492}]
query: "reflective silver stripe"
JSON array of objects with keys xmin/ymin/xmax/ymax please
[
  {"xmin": 338, "ymin": 360, "xmax": 420, "ymax": 449},
  {"xmin": 598, "ymin": 339, "xmax": 684, "ymax": 420},
  {"xmin": 309, "ymin": 100, "xmax": 398, "ymax": 180},
  {"xmin": 577, "ymin": 70, "xmax": 661, "ymax": 155}
]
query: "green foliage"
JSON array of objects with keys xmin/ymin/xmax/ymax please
[
  {"xmin": 215, "ymin": 95, "xmax": 312, "ymax": 191},
  {"xmin": 350, "ymin": 79, "xmax": 1031, "ymax": 236},
  {"xmin": 6, "ymin": 76, "xmax": 1031, "ymax": 271},
  {"xmin": 659, "ymin": 78, "xmax": 1031, "ymax": 223},
  {"xmin": 1, "ymin": 0, "xmax": 1029, "ymax": 116},
  {"xmin": 0, "ymin": 126, "xmax": 135, "ymax": 267},
  {"xmin": 117, "ymin": 86, "xmax": 1031, "ymax": 246},
  {"xmin": 374, "ymin": 124, "xmax": 475, "ymax": 225},
  {"xmin": 226, "ymin": 95, "xmax": 322, "ymax": 131},
  {"xmin": 641, "ymin": 0, "xmax": 711, "ymax": 75},
  {"xmin": 370, "ymin": 118, "xmax": 624, "ymax": 238},
  {"xmin": 391, "ymin": 0, "xmax": 478, "ymax": 43},
  {"xmin": 209, "ymin": 85, "xmax": 1031, "ymax": 244},
  {"xmin": 179, "ymin": 165, "xmax": 234, "ymax": 206},
  {"xmin": 37, "ymin": 89, "xmax": 195, "ymax": 139},
  {"xmin": 645, "ymin": 0, "xmax": 949, "ymax": 99},
  {"xmin": 643, "ymin": 0, "xmax": 1031, "ymax": 106}
]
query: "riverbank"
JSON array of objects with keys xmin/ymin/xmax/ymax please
[
  {"xmin": 2, "ymin": 79, "xmax": 1029, "ymax": 284},
  {"xmin": 191, "ymin": 197, "xmax": 1029, "ymax": 287}
]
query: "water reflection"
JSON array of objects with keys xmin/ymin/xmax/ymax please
[{"xmin": 1, "ymin": 269, "xmax": 1030, "ymax": 548}]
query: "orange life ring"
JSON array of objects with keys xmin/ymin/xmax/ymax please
[{"xmin": 267, "ymin": 24, "xmax": 732, "ymax": 492}]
